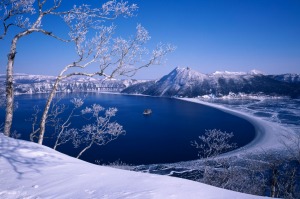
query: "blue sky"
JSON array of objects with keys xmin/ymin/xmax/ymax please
[{"xmin": 1, "ymin": 0, "xmax": 300, "ymax": 79}]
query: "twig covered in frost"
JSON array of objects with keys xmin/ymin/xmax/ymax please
[
  {"xmin": 71, "ymin": 104, "xmax": 125, "ymax": 159},
  {"xmin": 191, "ymin": 129, "xmax": 237, "ymax": 159},
  {"xmin": 280, "ymin": 131, "xmax": 300, "ymax": 164},
  {"xmin": 53, "ymin": 98, "xmax": 83, "ymax": 150},
  {"xmin": 41, "ymin": 98, "xmax": 124, "ymax": 159},
  {"xmin": 29, "ymin": 105, "xmax": 41, "ymax": 142}
]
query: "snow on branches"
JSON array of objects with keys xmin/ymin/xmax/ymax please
[
  {"xmin": 0, "ymin": 0, "xmax": 35, "ymax": 38},
  {"xmin": 29, "ymin": 97, "xmax": 124, "ymax": 159},
  {"xmin": 191, "ymin": 129, "xmax": 237, "ymax": 159},
  {"xmin": 71, "ymin": 103, "xmax": 125, "ymax": 159}
]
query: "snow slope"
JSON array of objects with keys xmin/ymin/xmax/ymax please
[{"xmin": 0, "ymin": 134, "xmax": 266, "ymax": 199}]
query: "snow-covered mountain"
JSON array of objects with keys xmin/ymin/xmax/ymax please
[
  {"xmin": 0, "ymin": 74, "xmax": 145, "ymax": 95},
  {"xmin": 122, "ymin": 67, "xmax": 300, "ymax": 98}
]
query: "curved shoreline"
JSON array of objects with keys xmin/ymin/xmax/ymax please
[
  {"xmin": 92, "ymin": 93, "xmax": 297, "ymax": 157},
  {"xmin": 178, "ymin": 98, "xmax": 295, "ymax": 157}
]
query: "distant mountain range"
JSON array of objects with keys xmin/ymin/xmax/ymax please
[
  {"xmin": 0, "ymin": 68, "xmax": 299, "ymax": 97},
  {"xmin": 122, "ymin": 67, "xmax": 300, "ymax": 98},
  {"xmin": 0, "ymin": 74, "xmax": 144, "ymax": 95}
]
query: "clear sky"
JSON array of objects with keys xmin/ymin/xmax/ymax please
[{"xmin": 1, "ymin": 0, "xmax": 300, "ymax": 79}]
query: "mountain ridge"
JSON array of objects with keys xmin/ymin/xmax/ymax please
[
  {"xmin": 122, "ymin": 67, "xmax": 300, "ymax": 98},
  {"xmin": 0, "ymin": 74, "xmax": 145, "ymax": 95}
]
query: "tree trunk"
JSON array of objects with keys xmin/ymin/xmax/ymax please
[
  {"xmin": 4, "ymin": 36, "xmax": 19, "ymax": 136},
  {"xmin": 76, "ymin": 141, "xmax": 93, "ymax": 159},
  {"xmin": 271, "ymin": 168, "xmax": 278, "ymax": 198},
  {"xmin": 4, "ymin": 30, "xmax": 33, "ymax": 137},
  {"xmin": 53, "ymin": 139, "xmax": 59, "ymax": 150},
  {"xmin": 38, "ymin": 77, "xmax": 61, "ymax": 144}
]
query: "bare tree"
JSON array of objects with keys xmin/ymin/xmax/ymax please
[
  {"xmin": 190, "ymin": 130, "xmax": 300, "ymax": 198},
  {"xmin": 191, "ymin": 129, "xmax": 237, "ymax": 188},
  {"xmin": 281, "ymin": 131, "xmax": 300, "ymax": 164},
  {"xmin": 192, "ymin": 146, "xmax": 300, "ymax": 198},
  {"xmin": 67, "ymin": 104, "xmax": 125, "ymax": 159},
  {"xmin": 0, "ymin": 0, "xmax": 138, "ymax": 137},
  {"xmin": 190, "ymin": 129, "xmax": 267, "ymax": 195},
  {"xmin": 29, "ymin": 96, "xmax": 64, "ymax": 142},
  {"xmin": 252, "ymin": 150, "xmax": 300, "ymax": 198},
  {"xmin": 37, "ymin": 22, "xmax": 175, "ymax": 144},
  {"xmin": 52, "ymin": 98, "xmax": 83, "ymax": 150},
  {"xmin": 278, "ymin": 132, "xmax": 300, "ymax": 198},
  {"xmin": 28, "ymin": 105, "xmax": 41, "ymax": 142},
  {"xmin": 194, "ymin": 157, "xmax": 266, "ymax": 195},
  {"xmin": 29, "ymin": 96, "xmax": 124, "ymax": 159},
  {"xmin": 191, "ymin": 129, "xmax": 237, "ymax": 159}
]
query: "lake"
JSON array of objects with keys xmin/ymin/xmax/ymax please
[{"xmin": 1, "ymin": 93, "xmax": 256, "ymax": 165}]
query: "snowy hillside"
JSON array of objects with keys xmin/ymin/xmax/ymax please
[
  {"xmin": 0, "ymin": 74, "xmax": 146, "ymax": 95},
  {"xmin": 122, "ymin": 67, "xmax": 300, "ymax": 97},
  {"xmin": 0, "ymin": 134, "xmax": 265, "ymax": 199}
]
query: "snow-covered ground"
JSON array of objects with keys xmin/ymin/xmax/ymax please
[{"xmin": 0, "ymin": 134, "xmax": 266, "ymax": 199}]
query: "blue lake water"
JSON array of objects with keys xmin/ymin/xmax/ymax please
[{"xmin": 0, "ymin": 93, "xmax": 256, "ymax": 165}]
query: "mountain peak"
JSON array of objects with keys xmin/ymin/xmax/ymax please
[
  {"xmin": 168, "ymin": 67, "xmax": 206, "ymax": 80},
  {"xmin": 173, "ymin": 66, "xmax": 191, "ymax": 72},
  {"xmin": 248, "ymin": 69, "xmax": 264, "ymax": 75}
]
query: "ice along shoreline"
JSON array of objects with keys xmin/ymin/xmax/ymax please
[{"xmin": 177, "ymin": 97, "xmax": 296, "ymax": 157}]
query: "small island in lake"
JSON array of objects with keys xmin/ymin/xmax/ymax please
[{"xmin": 143, "ymin": 109, "xmax": 152, "ymax": 115}]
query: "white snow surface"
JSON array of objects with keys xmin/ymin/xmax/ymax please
[
  {"xmin": 0, "ymin": 134, "xmax": 266, "ymax": 199},
  {"xmin": 212, "ymin": 71, "xmax": 247, "ymax": 76}
]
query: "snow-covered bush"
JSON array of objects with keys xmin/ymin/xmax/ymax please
[{"xmin": 191, "ymin": 129, "xmax": 237, "ymax": 159}]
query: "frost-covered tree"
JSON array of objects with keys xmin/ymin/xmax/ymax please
[
  {"xmin": 29, "ymin": 97, "xmax": 83, "ymax": 148},
  {"xmin": 64, "ymin": 103, "xmax": 125, "ymax": 159},
  {"xmin": 281, "ymin": 131, "xmax": 300, "ymax": 164},
  {"xmin": 37, "ymin": 22, "xmax": 175, "ymax": 144},
  {"xmin": 28, "ymin": 97, "xmax": 124, "ymax": 159},
  {"xmin": 191, "ymin": 129, "xmax": 237, "ymax": 159},
  {"xmin": 0, "ymin": 0, "xmax": 174, "ymax": 141},
  {"xmin": 190, "ymin": 130, "xmax": 300, "ymax": 198},
  {"xmin": 75, "ymin": 105, "xmax": 124, "ymax": 158},
  {"xmin": 52, "ymin": 98, "xmax": 84, "ymax": 150},
  {"xmin": 191, "ymin": 129, "xmax": 240, "ymax": 192},
  {"xmin": 0, "ymin": 0, "xmax": 140, "ymax": 137},
  {"xmin": 247, "ymin": 151, "xmax": 300, "ymax": 198}
]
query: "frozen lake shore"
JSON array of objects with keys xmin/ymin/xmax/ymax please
[{"xmin": 179, "ymin": 98, "xmax": 298, "ymax": 156}]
